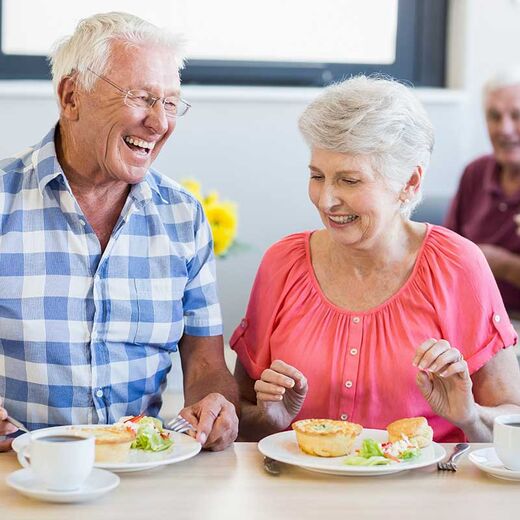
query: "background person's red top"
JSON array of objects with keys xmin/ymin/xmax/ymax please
[
  {"xmin": 231, "ymin": 226, "xmax": 517, "ymax": 442},
  {"xmin": 445, "ymin": 155, "xmax": 520, "ymax": 312}
]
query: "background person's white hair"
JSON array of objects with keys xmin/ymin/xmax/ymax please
[
  {"xmin": 483, "ymin": 67, "xmax": 520, "ymax": 99},
  {"xmin": 50, "ymin": 11, "xmax": 185, "ymax": 97},
  {"xmin": 298, "ymin": 75, "xmax": 434, "ymax": 218}
]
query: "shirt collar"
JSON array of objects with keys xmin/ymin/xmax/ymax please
[
  {"xmin": 33, "ymin": 124, "xmax": 168, "ymax": 205},
  {"xmin": 32, "ymin": 125, "xmax": 67, "ymax": 197},
  {"xmin": 482, "ymin": 158, "xmax": 502, "ymax": 195},
  {"xmin": 130, "ymin": 170, "xmax": 169, "ymax": 207},
  {"xmin": 483, "ymin": 156, "xmax": 520, "ymax": 203}
]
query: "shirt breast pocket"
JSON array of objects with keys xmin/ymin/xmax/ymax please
[{"xmin": 132, "ymin": 278, "xmax": 186, "ymax": 349}]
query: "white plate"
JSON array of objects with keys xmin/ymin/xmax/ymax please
[
  {"xmin": 258, "ymin": 428, "xmax": 446, "ymax": 476},
  {"xmin": 12, "ymin": 425, "xmax": 201, "ymax": 473},
  {"xmin": 469, "ymin": 447, "xmax": 520, "ymax": 481},
  {"xmin": 6, "ymin": 467, "xmax": 119, "ymax": 503}
]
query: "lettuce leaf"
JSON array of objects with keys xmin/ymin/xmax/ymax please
[
  {"xmin": 131, "ymin": 417, "xmax": 173, "ymax": 452},
  {"xmin": 358, "ymin": 439, "xmax": 384, "ymax": 458},
  {"xmin": 344, "ymin": 455, "xmax": 391, "ymax": 466}
]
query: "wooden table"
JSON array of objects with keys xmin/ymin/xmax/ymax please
[{"xmin": 1, "ymin": 443, "xmax": 519, "ymax": 520}]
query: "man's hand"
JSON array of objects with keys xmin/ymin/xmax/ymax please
[
  {"xmin": 180, "ymin": 393, "xmax": 238, "ymax": 451},
  {"xmin": 0, "ymin": 397, "xmax": 17, "ymax": 452},
  {"xmin": 254, "ymin": 360, "xmax": 308, "ymax": 432}
]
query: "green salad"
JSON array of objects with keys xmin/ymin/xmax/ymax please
[
  {"xmin": 344, "ymin": 438, "xmax": 420, "ymax": 466},
  {"xmin": 121, "ymin": 415, "xmax": 173, "ymax": 452}
]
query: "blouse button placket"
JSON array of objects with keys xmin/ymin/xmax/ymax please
[{"xmin": 338, "ymin": 315, "xmax": 363, "ymax": 420}]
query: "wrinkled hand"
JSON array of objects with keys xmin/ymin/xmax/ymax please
[
  {"xmin": 254, "ymin": 360, "xmax": 308, "ymax": 432},
  {"xmin": 414, "ymin": 339, "xmax": 476, "ymax": 429},
  {"xmin": 0, "ymin": 397, "xmax": 17, "ymax": 452},
  {"xmin": 180, "ymin": 393, "xmax": 238, "ymax": 451}
]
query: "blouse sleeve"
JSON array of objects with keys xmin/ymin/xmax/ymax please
[
  {"xmin": 432, "ymin": 230, "xmax": 518, "ymax": 374},
  {"xmin": 229, "ymin": 234, "xmax": 304, "ymax": 379}
]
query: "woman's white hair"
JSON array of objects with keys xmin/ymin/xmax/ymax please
[
  {"xmin": 298, "ymin": 75, "xmax": 434, "ymax": 218},
  {"xmin": 49, "ymin": 11, "xmax": 185, "ymax": 96},
  {"xmin": 483, "ymin": 68, "xmax": 520, "ymax": 99}
]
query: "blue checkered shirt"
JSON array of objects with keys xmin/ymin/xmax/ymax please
[{"xmin": 0, "ymin": 127, "xmax": 222, "ymax": 430}]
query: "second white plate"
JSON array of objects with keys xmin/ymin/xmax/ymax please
[{"xmin": 258, "ymin": 428, "xmax": 445, "ymax": 476}]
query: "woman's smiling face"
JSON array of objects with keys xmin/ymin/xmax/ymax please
[{"xmin": 308, "ymin": 148, "xmax": 403, "ymax": 249}]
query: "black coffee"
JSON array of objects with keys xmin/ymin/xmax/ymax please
[
  {"xmin": 505, "ymin": 422, "xmax": 520, "ymax": 428},
  {"xmin": 40, "ymin": 435, "xmax": 85, "ymax": 442}
]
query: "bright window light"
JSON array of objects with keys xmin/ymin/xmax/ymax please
[{"xmin": 2, "ymin": 0, "xmax": 398, "ymax": 64}]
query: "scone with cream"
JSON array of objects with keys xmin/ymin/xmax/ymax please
[
  {"xmin": 71, "ymin": 426, "xmax": 136, "ymax": 463},
  {"xmin": 386, "ymin": 417, "xmax": 433, "ymax": 448},
  {"xmin": 292, "ymin": 419, "xmax": 363, "ymax": 457}
]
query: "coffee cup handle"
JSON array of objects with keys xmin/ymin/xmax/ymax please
[{"xmin": 17, "ymin": 444, "xmax": 31, "ymax": 468}]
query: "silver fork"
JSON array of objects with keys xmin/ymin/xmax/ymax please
[
  {"xmin": 166, "ymin": 415, "xmax": 196, "ymax": 434},
  {"xmin": 437, "ymin": 442, "xmax": 470, "ymax": 471},
  {"xmin": 6, "ymin": 416, "xmax": 30, "ymax": 434}
]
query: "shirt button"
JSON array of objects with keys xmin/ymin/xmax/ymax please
[
  {"xmin": 79, "ymin": 219, "xmax": 86, "ymax": 226},
  {"xmin": 95, "ymin": 389, "xmax": 103, "ymax": 398},
  {"xmin": 350, "ymin": 348, "xmax": 358, "ymax": 356},
  {"xmin": 240, "ymin": 319, "xmax": 247, "ymax": 329},
  {"xmin": 494, "ymin": 314, "xmax": 501, "ymax": 323},
  {"xmin": 340, "ymin": 414, "xmax": 348, "ymax": 420},
  {"xmin": 352, "ymin": 317, "xmax": 360, "ymax": 324},
  {"xmin": 344, "ymin": 380, "xmax": 353, "ymax": 388},
  {"xmin": 498, "ymin": 202, "xmax": 508, "ymax": 212}
]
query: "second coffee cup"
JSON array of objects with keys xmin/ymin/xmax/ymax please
[{"xmin": 493, "ymin": 414, "xmax": 520, "ymax": 471}]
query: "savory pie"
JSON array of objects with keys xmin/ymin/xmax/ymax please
[
  {"xmin": 70, "ymin": 426, "xmax": 136, "ymax": 463},
  {"xmin": 291, "ymin": 419, "xmax": 363, "ymax": 457}
]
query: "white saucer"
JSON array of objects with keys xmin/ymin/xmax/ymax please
[
  {"xmin": 6, "ymin": 468, "xmax": 120, "ymax": 503},
  {"xmin": 469, "ymin": 447, "xmax": 520, "ymax": 481}
]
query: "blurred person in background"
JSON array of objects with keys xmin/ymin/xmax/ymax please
[{"xmin": 445, "ymin": 70, "xmax": 520, "ymax": 317}]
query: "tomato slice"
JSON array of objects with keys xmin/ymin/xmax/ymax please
[{"xmin": 127, "ymin": 414, "xmax": 145, "ymax": 423}]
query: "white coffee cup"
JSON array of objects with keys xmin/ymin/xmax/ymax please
[
  {"xmin": 17, "ymin": 431, "xmax": 95, "ymax": 491},
  {"xmin": 493, "ymin": 414, "xmax": 520, "ymax": 471}
]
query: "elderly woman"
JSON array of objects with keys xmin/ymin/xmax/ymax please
[
  {"xmin": 445, "ymin": 70, "xmax": 520, "ymax": 316},
  {"xmin": 231, "ymin": 76, "xmax": 520, "ymax": 443}
]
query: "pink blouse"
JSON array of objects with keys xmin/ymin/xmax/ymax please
[{"xmin": 230, "ymin": 225, "xmax": 517, "ymax": 442}]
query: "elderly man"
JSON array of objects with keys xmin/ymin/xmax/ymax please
[
  {"xmin": 0, "ymin": 12, "xmax": 238, "ymax": 451},
  {"xmin": 445, "ymin": 70, "xmax": 520, "ymax": 316}
]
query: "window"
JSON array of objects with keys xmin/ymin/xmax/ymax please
[{"xmin": 0, "ymin": 0, "xmax": 447, "ymax": 86}]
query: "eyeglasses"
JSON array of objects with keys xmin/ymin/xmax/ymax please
[{"xmin": 86, "ymin": 68, "xmax": 191, "ymax": 118}]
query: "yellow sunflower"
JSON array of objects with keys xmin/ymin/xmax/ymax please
[{"xmin": 181, "ymin": 179, "xmax": 238, "ymax": 257}]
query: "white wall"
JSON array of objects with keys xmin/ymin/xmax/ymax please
[{"xmin": 0, "ymin": 0, "xmax": 519, "ymax": 340}]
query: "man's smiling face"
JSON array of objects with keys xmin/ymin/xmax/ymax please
[{"xmin": 74, "ymin": 39, "xmax": 181, "ymax": 185}]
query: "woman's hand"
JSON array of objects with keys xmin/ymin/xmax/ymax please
[
  {"xmin": 254, "ymin": 360, "xmax": 308, "ymax": 431},
  {"xmin": 413, "ymin": 338, "xmax": 477, "ymax": 429}
]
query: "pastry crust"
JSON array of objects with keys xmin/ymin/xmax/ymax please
[
  {"xmin": 292, "ymin": 419, "xmax": 363, "ymax": 457},
  {"xmin": 70, "ymin": 426, "xmax": 136, "ymax": 463},
  {"xmin": 386, "ymin": 417, "xmax": 433, "ymax": 448}
]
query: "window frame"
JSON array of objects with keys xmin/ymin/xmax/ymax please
[{"xmin": 0, "ymin": 0, "xmax": 447, "ymax": 86}]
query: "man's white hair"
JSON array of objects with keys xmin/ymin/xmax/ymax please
[
  {"xmin": 483, "ymin": 68, "xmax": 520, "ymax": 99},
  {"xmin": 298, "ymin": 75, "xmax": 434, "ymax": 218},
  {"xmin": 49, "ymin": 11, "xmax": 185, "ymax": 96}
]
